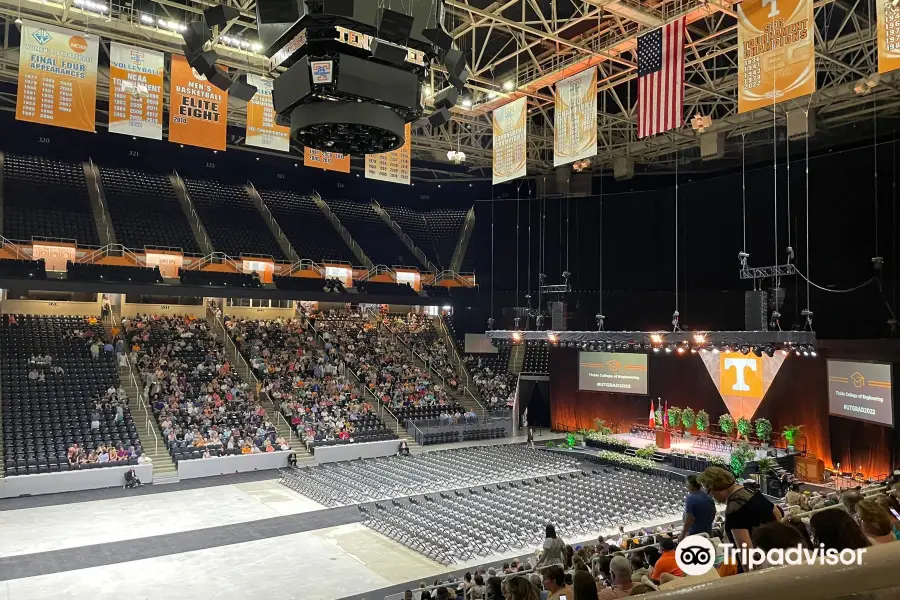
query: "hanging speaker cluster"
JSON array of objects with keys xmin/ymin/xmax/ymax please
[{"xmin": 181, "ymin": 3, "xmax": 258, "ymax": 102}]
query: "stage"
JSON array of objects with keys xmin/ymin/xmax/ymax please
[{"xmin": 610, "ymin": 432, "xmax": 789, "ymax": 462}]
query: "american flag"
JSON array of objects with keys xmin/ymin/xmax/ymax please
[{"xmin": 637, "ymin": 18, "xmax": 685, "ymax": 139}]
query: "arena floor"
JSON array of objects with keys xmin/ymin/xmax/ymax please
[{"xmin": 0, "ymin": 437, "xmax": 684, "ymax": 600}]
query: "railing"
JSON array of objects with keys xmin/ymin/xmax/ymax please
[
  {"xmin": 313, "ymin": 189, "xmax": 373, "ymax": 269},
  {"xmin": 76, "ymin": 243, "xmax": 144, "ymax": 265},
  {"xmin": 246, "ymin": 181, "xmax": 299, "ymax": 263},
  {"xmin": 449, "ymin": 205, "xmax": 475, "ymax": 274},
  {"xmin": 285, "ymin": 258, "xmax": 326, "ymax": 277},
  {"xmin": 87, "ymin": 157, "xmax": 113, "ymax": 245},
  {"xmin": 360, "ymin": 264, "xmax": 397, "ymax": 281},
  {"xmin": 436, "ymin": 315, "xmax": 487, "ymax": 414},
  {"xmin": 172, "ymin": 171, "xmax": 213, "ymax": 254},
  {"xmin": 0, "ymin": 235, "xmax": 29, "ymax": 260},
  {"xmin": 189, "ymin": 252, "xmax": 242, "ymax": 272},
  {"xmin": 370, "ymin": 197, "xmax": 439, "ymax": 272}
]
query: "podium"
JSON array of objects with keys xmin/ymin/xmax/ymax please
[
  {"xmin": 795, "ymin": 456, "xmax": 825, "ymax": 483},
  {"xmin": 655, "ymin": 429, "xmax": 672, "ymax": 450}
]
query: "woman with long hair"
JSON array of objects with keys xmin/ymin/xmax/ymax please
[
  {"xmin": 502, "ymin": 576, "xmax": 540, "ymax": 600},
  {"xmin": 535, "ymin": 523, "xmax": 566, "ymax": 570},
  {"xmin": 571, "ymin": 571, "xmax": 598, "ymax": 600},
  {"xmin": 809, "ymin": 508, "xmax": 871, "ymax": 550}
]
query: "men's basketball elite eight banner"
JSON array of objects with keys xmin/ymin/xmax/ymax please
[
  {"xmin": 169, "ymin": 54, "xmax": 227, "ymax": 151},
  {"xmin": 245, "ymin": 74, "xmax": 290, "ymax": 152},
  {"xmin": 365, "ymin": 123, "xmax": 411, "ymax": 184},
  {"xmin": 16, "ymin": 20, "xmax": 99, "ymax": 132},
  {"xmin": 554, "ymin": 68, "xmax": 597, "ymax": 167},
  {"xmin": 108, "ymin": 42, "xmax": 164, "ymax": 140},
  {"xmin": 737, "ymin": 0, "xmax": 814, "ymax": 114},
  {"xmin": 493, "ymin": 96, "xmax": 527, "ymax": 185},
  {"xmin": 877, "ymin": 0, "xmax": 900, "ymax": 73}
]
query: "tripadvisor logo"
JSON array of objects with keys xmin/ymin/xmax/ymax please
[{"xmin": 675, "ymin": 534, "xmax": 866, "ymax": 574}]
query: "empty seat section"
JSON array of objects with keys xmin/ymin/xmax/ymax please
[
  {"xmin": 183, "ymin": 179, "xmax": 286, "ymax": 260},
  {"xmin": 383, "ymin": 205, "xmax": 438, "ymax": 266},
  {"xmin": 259, "ymin": 189, "xmax": 357, "ymax": 264},
  {"xmin": 425, "ymin": 209, "xmax": 467, "ymax": 270},
  {"xmin": 3, "ymin": 154, "xmax": 99, "ymax": 245},
  {"xmin": 99, "ymin": 167, "xmax": 201, "ymax": 253},
  {"xmin": 326, "ymin": 199, "xmax": 419, "ymax": 266}
]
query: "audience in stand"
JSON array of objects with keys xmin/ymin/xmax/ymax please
[{"xmin": 465, "ymin": 354, "xmax": 516, "ymax": 410}]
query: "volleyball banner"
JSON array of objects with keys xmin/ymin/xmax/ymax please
[
  {"xmin": 108, "ymin": 42, "xmax": 164, "ymax": 140},
  {"xmin": 304, "ymin": 148, "xmax": 351, "ymax": 173},
  {"xmin": 554, "ymin": 68, "xmax": 597, "ymax": 167},
  {"xmin": 365, "ymin": 123, "xmax": 411, "ymax": 185},
  {"xmin": 16, "ymin": 20, "xmax": 99, "ymax": 132},
  {"xmin": 493, "ymin": 97, "xmax": 527, "ymax": 185},
  {"xmin": 245, "ymin": 74, "xmax": 290, "ymax": 152},
  {"xmin": 877, "ymin": 0, "xmax": 900, "ymax": 73},
  {"xmin": 168, "ymin": 54, "xmax": 227, "ymax": 151},
  {"xmin": 737, "ymin": 0, "xmax": 815, "ymax": 114}
]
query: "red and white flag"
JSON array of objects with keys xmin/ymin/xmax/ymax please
[
  {"xmin": 649, "ymin": 398, "xmax": 656, "ymax": 429},
  {"xmin": 637, "ymin": 18, "xmax": 685, "ymax": 139}
]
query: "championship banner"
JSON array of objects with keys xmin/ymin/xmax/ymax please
[
  {"xmin": 245, "ymin": 74, "xmax": 290, "ymax": 152},
  {"xmin": 365, "ymin": 122, "xmax": 411, "ymax": 184},
  {"xmin": 16, "ymin": 20, "xmax": 99, "ymax": 132},
  {"xmin": 108, "ymin": 43, "xmax": 163, "ymax": 140},
  {"xmin": 737, "ymin": 0, "xmax": 814, "ymax": 114},
  {"xmin": 877, "ymin": 0, "xmax": 900, "ymax": 73},
  {"xmin": 304, "ymin": 148, "xmax": 351, "ymax": 173},
  {"xmin": 554, "ymin": 68, "xmax": 597, "ymax": 167},
  {"xmin": 700, "ymin": 351, "xmax": 786, "ymax": 421},
  {"xmin": 168, "ymin": 54, "xmax": 227, "ymax": 151},
  {"xmin": 492, "ymin": 97, "xmax": 527, "ymax": 185}
]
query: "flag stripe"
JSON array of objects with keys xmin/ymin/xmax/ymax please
[{"xmin": 637, "ymin": 18, "xmax": 685, "ymax": 139}]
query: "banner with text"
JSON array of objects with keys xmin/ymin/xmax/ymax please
[
  {"xmin": 878, "ymin": 0, "xmax": 900, "ymax": 73},
  {"xmin": 304, "ymin": 148, "xmax": 351, "ymax": 173},
  {"xmin": 109, "ymin": 42, "xmax": 164, "ymax": 140},
  {"xmin": 554, "ymin": 68, "xmax": 597, "ymax": 167},
  {"xmin": 16, "ymin": 20, "xmax": 99, "ymax": 132},
  {"xmin": 701, "ymin": 351, "xmax": 786, "ymax": 421},
  {"xmin": 245, "ymin": 74, "xmax": 290, "ymax": 152},
  {"xmin": 737, "ymin": 0, "xmax": 814, "ymax": 113},
  {"xmin": 493, "ymin": 97, "xmax": 527, "ymax": 185},
  {"xmin": 365, "ymin": 123, "xmax": 411, "ymax": 184},
  {"xmin": 168, "ymin": 54, "xmax": 227, "ymax": 151}
]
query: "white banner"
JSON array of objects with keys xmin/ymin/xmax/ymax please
[
  {"xmin": 108, "ymin": 43, "xmax": 163, "ymax": 139},
  {"xmin": 365, "ymin": 122, "xmax": 411, "ymax": 185},
  {"xmin": 492, "ymin": 97, "xmax": 527, "ymax": 185},
  {"xmin": 554, "ymin": 68, "xmax": 597, "ymax": 167},
  {"xmin": 245, "ymin": 74, "xmax": 291, "ymax": 152}
]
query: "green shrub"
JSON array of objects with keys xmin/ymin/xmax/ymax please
[
  {"xmin": 681, "ymin": 407, "xmax": 695, "ymax": 430},
  {"xmin": 695, "ymin": 410, "xmax": 710, "ymax": 432}
]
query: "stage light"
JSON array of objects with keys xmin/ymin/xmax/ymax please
[
  {"xmin": 653, "ymin": 347, "xmax": 660, "ymax": 353},
  {"xmin": 423, "ymin": 85, "xmax": 432, "ymax": 96},
  {"xmin": 763, "ymin": 345, "xmax": 775, "ymax": 357},
  {"xmin": 712, "ymin": 347, "xmax": 720, "ymax": 354},
  {"xmin": 676, "ymin": 347, "xmax": 686, "ymax": 355},
  {"xmin": 512, "ymin": 332, "xmax": 521, "ymax": 342},
  {"xmin": 503, "ymin": 80, "xmax": 515, "ymax": 91},
  {"xmin": 548, "ymin": 333, "xmax": 558, "ymax": 344},
  {"xmin": 488, "ymin": 91, "xmax": 498, "ymax": 99},
  {"xmin": 665, "ymin": 346, "xmax": 672, "ymax": 354},
  {"xmin": 781, "ymin": 349, "xmax": 789, "ymax": 356},
  {"xmin": 693, "ymin": 334, "xmax": 706, "ymax": 344},
  {"xmin": 866, "ymin": 73, "xmax": 881, "ymax": 89},
  {"xmin": 461, "ymin": 98, "xmax": 473, "ymax": 108},
  {"xmin": 751, "ymin": 346, "xmax": 762, "ymax": 357},
  {"xmin": 740, "ymin": 345, "xmax": 750, "ymax": 355},
  {"xmin": 690, "ymin": 348, "xmax": 697, "ymax": 354},
  {"xmin": 810, "ymin": 350, "xmax": 818, "ymax": 357},
  {"xmin": 650, "ymin": 334, "xmax": 663, "ymax": 344},
  {"xmin": 252, "ymin": 43, "xmax": 262, "ymax": 52},
  {"xmin": 140, "ymin": 14, "xmax": 155, "ymax": 24}
]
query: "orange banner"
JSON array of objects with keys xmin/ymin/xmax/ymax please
[
  {"xmin": 16, "ymin": 20, "xmax": 99, "ymax": 132},
  {"xmin": 877, "ymin": 0, "xmax": 900, "ymax": 73},
  {"xmin": 365, "ymin": 123, "xmax": 411, "ymax": 185},
  {"xmin": 304, "ymin": 148, "xmax": 351, "ymax": 173},
  {"xmin": 168, "ymin": 54, "xmax": 227, "ymax": 151},
  {"xmin": 245, "ymin": 74, "xmax": 290, "ymax": 152},
  {"xmin": 109, "ymin": 42, "xmax": 164, "ymax": 140}
]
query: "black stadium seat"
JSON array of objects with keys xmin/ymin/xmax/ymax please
[
  {"xmin": 325, "ymin": 199, "xmax": 420, "ymax": 267},
  {"xmin": 259, "ymin": 189, "xmax": 357, "ymax": 264}
]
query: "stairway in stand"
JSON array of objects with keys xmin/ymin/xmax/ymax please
[
  {"xmin": 117, "ymin": 363, "xmax": 179, "ymax": 483},
  {"xmin": 508, "ymin": 344, "xmax": 525, "ymax": 374}
]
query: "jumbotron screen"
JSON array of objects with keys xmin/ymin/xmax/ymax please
[
  {"xmin": 827, "ymin": 360, "xmax": 894, "ymax": 427},
  {"xmin": 578, "ymin": 352, "xmax": 649, "ymax": 395}
]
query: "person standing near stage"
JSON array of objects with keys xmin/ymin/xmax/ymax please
[
  {"xmin": 679, "ymin": 475, "xmax": 716, "ymax": 540},
  {"xmin": 527, "ymin": 427, "xmax": 535, "ymax": 449}
]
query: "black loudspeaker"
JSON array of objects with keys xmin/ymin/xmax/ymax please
[
  {"xmin": 449, "ymin": 68, "xmax": 469, "ymax": 91},
  {"xmin": 427, "ymin": 107, "xmax": 451, "ymax": 128},
  {"xmin": 230, "ymin": 73, "xmax": 258, "ymax": 102},
  {"xmin": 377, "ymin": 8, "xmax": 414, "ymax": 42},
  {"xmin": 207, "ymin": 66, "xmax": 232, "ymax": 91},
  {"xmin": 320, "ymin": 0, "xmax": 355, "ymax": 18},
  {"xmin": 371, "ymin": 39, "xmax": 408, "ymax": 65},
  {"xmin": 272, "ymin": 56, "xmax": 312, "ymax": 114},
  {"xmin": 745, "ymin": 290, "xmax": 769, "ymax": 331},
  {"xmin": 189, "ymin": 50, "xmax": 218, "ymax": 75},
  {"xmin": 182, "ymin": 21, "xmax": 212, "ymax": 53},
  {"xmin": 443, "ymin": 48, "xmax": 466, "ymax": 77},
  {"xmin": 275, "ymin": 113, "xmax": 291, "ymax": 128},
  {"xmin": 433, "ymin": 87, "xmax": 458, "ymax": 110},
  {"xmin": 422, "ymin": 26, "xmax": 452, "ymax": 53},
  {"xmin": 204, "ymin": 4, "xmax": 241, "ymax": 26}
]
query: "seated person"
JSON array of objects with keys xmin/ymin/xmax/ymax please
[{"xmin": 124, "ymin": 468, "xmax": 143, "ymax": 488}]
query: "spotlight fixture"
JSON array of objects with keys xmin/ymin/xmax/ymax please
[
  {"xmin": 572, "ymin": 159, "xmax": 592, "ymax": 172},
  {"xmin": 461, "ymin": 98, "xmax": 472, "ymax": 108},
  {"xmin": 751, "ymin": 346, "xmax": 762, "ymax": 358},
  {"xmin": 740, "ymin": 345, "xmax": 751, "ymax": 355},
  {"xmin": 446, "ymin": 149, "xmax": 466, "ymax": 164},
  {"xmin": 763, "ymin": 345, "xmax": 775, "ymax": 357},
  {"xmin": 676, "ymin": 346, "xmax": 686, "ymax": 355},
  {"xmin": 502, "ymin": 79, "xmax": 515, "ymax": 91},
  {"xmin": 650, "ymin": 334, "xmax": 663, "ymax": 345},
  {"xmin": 712, "ymin": 346, "xmax": 720, "ymax": 354},
  {"xmin": 664, "ymin": 345, "xmax": 672, "ymax": 354},
  {"xmin": 693, "ymin": 333, "xmax": 706, "ymax": 345},
  {"xmin": 690, "ymin": 112, "xmax": 712, "ymax": 133},
  {"xmin": 810, "ymin": 350, "xmax": 818, "ymax": 357},
  {"xmin": 548, "ymin": 333, "xmax": 558, "ymax": 344}
]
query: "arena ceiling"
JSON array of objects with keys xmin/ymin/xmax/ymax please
[{"xmin": 0, "ymin": 0, "xmax": 897, "ymax": 181}]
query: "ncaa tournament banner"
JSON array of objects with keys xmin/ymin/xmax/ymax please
[
  {"xmin": 737, "ymin": 0, "xmax": 814, "ymax": 113},
  {"xmin": 553, "ymin": 68, "xmax": 597, "ymax": 167},
  {"xmin": 245, "ymin": 74, "xmax": 290, "ymax": 152},
  {"xmin": 492, "ymin": 96, "xmax": 527, "ymax": 185},
  {"xmin": 168, "ymin": 54, "xmax": 227, "ymax": 151},
  {"xmin": 877, "ymin": 0, "xmax": 900, "ymax": 73},
  {"xmin": 16, "ymin": 20, "xmax": 99, "ymax": 132},
  {"xmin": 108, "ymin": 42, "xmax": 164, "ymax": 140},
  {"xmin": 365, "ymin": 122, "xmax": 411, "ymax": 185},
  {"xmin": 304, "ymin": 148, "xmax": 351, "ymax": 173}
]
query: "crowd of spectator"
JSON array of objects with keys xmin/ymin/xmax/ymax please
[
  {"xmin": 465, "ymin": 354, "xmax": 516, "ymax": 410},
  {"xmin": 387, "ymin": 312, "xmax": 459, "ymax": 388}
]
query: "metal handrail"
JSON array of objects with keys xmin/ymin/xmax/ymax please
[
  {"xmin": 172, "ymin": 170, "xmax": 212, "ymax": 254},
  {"xmin": 87, "ymin": 157, "xmax": 113, "ymax": 245}
]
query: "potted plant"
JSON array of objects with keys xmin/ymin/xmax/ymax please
[
  {"xmin": 782, "ymin": 424, "xmax": 804, "ymax": 452},
  {"xmin": 719, "ymin": 413, "xmax": 735, "ymax": 437},
  {"xmin": 635, "ymin": 444, "xmax": 658, "ymax": 460},
  {"xmin": 575, "ymin": 430, "xmax": 588, "ymax": 447},
  {"xmin": 593, "ymin": 418, "xmax": 613, "ymax": 435},
  {"xmin": 667, "ymin": 406, "xmax": 682, "ymax": 430},
  {"xmin": 755, "ymin": 456, "xmax": 777, "ymax": 495},
  {"xmin": 737, "ymin": 416, "xmax": 752, "ymax": 440},
  {"xmin": 681, "ymin": 407, "xmax": 695, "ymax": 437},
  {"xmin": 695, "ymin": 410, "xmax": 710, "ymax": 433},
  {"xmin": 729, "ymin": 441, "xmax": 755, "ymax": 478},
  {"xmin": 754, "ymin": 418, "xmax": 773, "ymax": 447}
]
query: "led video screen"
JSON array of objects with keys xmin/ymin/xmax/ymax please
[
  {"xmin": 827, "ymin": 360, "xmax": 894, "ymax": 427},
  {"xmin": 578, "ymin": 352, "xmax": 648, "ymax": 395}
]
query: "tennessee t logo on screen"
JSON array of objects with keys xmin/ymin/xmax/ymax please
[{"xmin": 721, "ymin": 354, "xmax": 763, "ymax": 398}]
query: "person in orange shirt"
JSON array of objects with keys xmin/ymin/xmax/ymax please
[
  {"xmin": 241, "ymin": 443, "xmax": 252, "ymax": 455},
  {"xmin": 650, "ymin": 538, "xmax": 684, "ymax": 580}
]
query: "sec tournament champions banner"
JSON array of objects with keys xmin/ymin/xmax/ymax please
[
  {"xmin": 492, "ymin": 96, "xmax": 527, "ymax": 185},
  {"xmin": 554, "ymin": 68, "xmax": 597, "ymax": 167},
  {"xmin": 365, "ymin": 123, "xmax": 411, "ymax": 184},
  {"xmin": 737, "ymin": 0, "xmax": 814, "ymax": 113},
  {"xmin": 700, "ymin": 351, "xmax": 786, "ymax": 421},
  {"xmin": 16, "ymin": 21, "xmax": 99, "ymax": 132},
  {"xmin": 168, "ymin": 54, "xmax": 227, "ymax": 151},
  {"xmin": 877, "ymin": 0, "xmax": 900, "ymax": 73},
  {"xmin": 109, "ymin": 43, "xmax": 164, "ymax": 140},
  {"xmin": 245, "ymin": 75, "xmax": 290, "ymax": 152},
  {"xmin": 304, "ymin": 148, "xmax": 351, "ymax": 173}
]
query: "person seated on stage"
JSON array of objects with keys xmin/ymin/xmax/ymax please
[{"xmin": 123, "ymin": 468, "xmax": 143, "ymax": 489}]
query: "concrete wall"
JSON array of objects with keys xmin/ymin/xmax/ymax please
[
  {"xmin": 176, "ymin": 451, "xmax": 290, "ymax": 479},
  {"xmin": 225, "ymin": 306, "xmax": 296, "ymax": 320},
  {"xmin": 121, "ymin": 303, "xmax": 206, "ymax": 318},
  {"xmin": 1, "ymin": 298, "xmax": 101, "ymax": 316},
  {"xmin": 314, "ymin": 439, "xmax": 401, "ymax": 464},
  {"xmin": 0, "ymin": 464, "xmax": 154, "ymax": 498}
]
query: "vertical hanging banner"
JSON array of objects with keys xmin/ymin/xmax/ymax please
[
  {"xmin": 878, "ymin": 0, "xmax": 900, "ymax": 73},
  {"xmin": 554, "ymin": 68, "xmax": 597, "ymax": 167},
  {"xmin": 168, "ymin": 54, "xmax": 227, "ymax": 151},
  {"xmin": 16, "ymin": 20, "xmax": 99, "ymax": 132},
  {"xmin": 365, "ymin": 123, "xmax": 411, "ymax": 184},
  {"xmin": 245, "ymin": 74, "xmax": 290, "ymax": 152},
  {"xmin": 492, "ymin": 97, "xmax": 527, "ymax": 185},
  {"xmin": 108, "ymin": 43, "xmax": 164, "ymax": 140},
  {"xmin": 737, "ymin": 0, "xmax": 815, "ymax": 114},
  {"xmin": 304, "ymin": 148, "xmax": 351, "ymax": 173}
]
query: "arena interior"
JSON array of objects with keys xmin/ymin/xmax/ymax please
[{"xmin": 0, "ymin": 0, "xmax": 900, "ymax": 599}]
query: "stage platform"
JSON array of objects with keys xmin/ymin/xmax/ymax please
[{"xmin": 610, "ymin": 433, "xmax": 788, "ymax": 461}]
